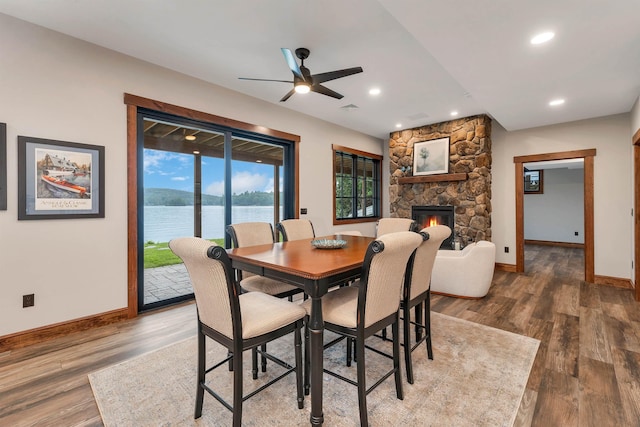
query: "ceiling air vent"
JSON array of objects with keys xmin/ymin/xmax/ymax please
[{"xmin": 341, "ymin": 104, "xmax": 359, "ymax": 111}]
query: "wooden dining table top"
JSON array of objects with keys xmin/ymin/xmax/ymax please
[{"xmin": 226, "ymin": 234, "xmax": 375, "ymax": 280}]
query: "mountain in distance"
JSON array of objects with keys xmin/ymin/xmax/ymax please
[{"xmin": 144, "ymin": 188, "xmax": 277, "ymax": 206}]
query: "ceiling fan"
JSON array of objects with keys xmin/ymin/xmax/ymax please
[{"xmin": 239, "ymin": 48, "xmax": 363, "ymax": 102}]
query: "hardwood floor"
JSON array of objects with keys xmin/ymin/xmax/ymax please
[
  {"xmin": 432, "ymin": 245, "xmax": 640, "ymax": 427},
  {"xmin": 1, "ymin": 244, "xmax": 638, "ymax": 426}
]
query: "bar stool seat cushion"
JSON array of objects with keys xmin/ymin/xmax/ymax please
[
  {"xmin": 301, "ymin": 286, "xmax": 359, "ymax": 328},
  {"xmin": 241, "ymin": 275, "xmax": 299, "ymax": 296},
  {"xmin": 239, "ymin": 292, "xmax": 307, "ymax": 339}
]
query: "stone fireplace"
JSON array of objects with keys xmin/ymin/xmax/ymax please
[{"xmin": 389, "ymin": 115, "xmax": 492, "ymax": 243}]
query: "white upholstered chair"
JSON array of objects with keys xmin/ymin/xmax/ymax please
[
  {"xmin": 276, "ymin": 219, "xmax": 315, "ymax": 241},
  {"xmin": 431, "ymin": 240, "xmax": 496, "ymax": 298},
  {"xmin": 168, "ymin": 237, "xmax": 306, "ymax": 427},
  {"xmin": 401, "ymin": 225, "xmax": 451, "ymax": 384},
  {"xmin": 376, "ymin": 217, "xmax": 417, "ymax": 237},
  {"xmin": 302, "ymin": 231, "xmax": 425, "ymax": 427}
]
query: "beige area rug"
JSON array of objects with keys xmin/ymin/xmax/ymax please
[{"xmin": 89, "ymin": 313, "xmax": 539, "ymax": 426}]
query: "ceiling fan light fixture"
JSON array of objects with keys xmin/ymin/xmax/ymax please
[{"xmin": 294, "ymin": 81, "xmax": 311, "ymax": 94}]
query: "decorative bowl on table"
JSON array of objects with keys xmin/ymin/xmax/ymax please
[{"xmin": 311, "ymin": 239, "xmax": 347, "ymax": 249}]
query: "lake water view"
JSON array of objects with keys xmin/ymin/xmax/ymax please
[{"xmin": 144, "ymin": 205, "xmax": 280, "ymax": 243}]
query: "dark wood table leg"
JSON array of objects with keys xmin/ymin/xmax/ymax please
[{"xmin": 309, "ymin": 296, "xmax": 324, "ymax": 426}]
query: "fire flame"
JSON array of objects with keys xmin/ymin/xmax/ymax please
[{"xmin": 428, "ymin": 217, "xmax": 439, "ymax": 227}]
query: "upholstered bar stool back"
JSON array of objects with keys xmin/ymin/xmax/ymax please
[
  {"xmin": 227, "ymin": 221, "xmax": 275, "ymax": 247},
  {"xmin": 276, "ymin": 219, "xmax": 315, "ymax": 241},
  {"xmin": 226, "ymin": 222, "xmax": 301, "ymax": 298},
  {"xmin": 376, "ymin": 217, "xmax": 417, "ymax": 237}
]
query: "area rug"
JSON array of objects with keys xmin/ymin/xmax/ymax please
[{"xmin": 89, "ymin": 313, "xmax": 539, "ymax": 426}]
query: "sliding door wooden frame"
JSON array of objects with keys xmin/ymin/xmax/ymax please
[
  {"xmin": 514, "ymin": 149, "xmax": 596, "ymax": 282},
  {"xmin": 634, "ymin": 128, "xmax": 640, "ymax": 301},
  {"xmin": 124, "ymin": 94, "xmax": 301, "ymax": 317}
]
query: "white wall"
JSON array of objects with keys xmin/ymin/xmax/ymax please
[
  {"xmin": 0, "ymin": 14, "xmax": 383, "ymax": 336},
  {"xmin": 632, "ymin": 95, "xmax": 640, "ymax": 136},
  {"xmin": 492, "ymin": 114, "xmax": 632, "ymax": 279},
  {"xmin": 524, "ymin": 168, "xmax": 584, "ymax": 244}
]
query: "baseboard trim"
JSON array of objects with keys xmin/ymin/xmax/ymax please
[
  {"xmin": 431, "ymin": 291, "xmax": 484, "ymax": 300},
  {"xmin": 525, "ymin": 239, "xmax": 584, "ymax": 249},
  {"xmin": 495, "ymin": 263, "xmax": 517, "ymax": 272},
  {"xmin": 594, "ymin": 275, "xmax": 634, "ymax": 289},
  {"xmin": 0, "ymin": 308, "xmax": 129, "ymax": 352}
]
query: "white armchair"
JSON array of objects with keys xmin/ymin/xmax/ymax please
[{"xmin": 430, "ymin": 241, "xmax": 496, "ymax": 298}]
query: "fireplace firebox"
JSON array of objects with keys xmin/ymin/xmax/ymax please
[{"xmin": 411, "ymin": 205, "xmax": 455, "ymax": 249}]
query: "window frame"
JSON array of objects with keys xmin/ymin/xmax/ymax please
[{"xmin": 332, "ymin": 144, "xmax": 382, "ymax": 225}]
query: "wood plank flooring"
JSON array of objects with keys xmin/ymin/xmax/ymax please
[{"xmin": 1, "ymin": 244, "xmax": 639, "ymax": 426}]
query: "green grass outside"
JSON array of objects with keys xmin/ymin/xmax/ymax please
[{"xmin": 144, "ymin": 238, "xmax": 225, "ymax": 269}]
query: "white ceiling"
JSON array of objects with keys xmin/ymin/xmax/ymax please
[{"xmin": 1, "ymin": 0, "xmax": 638, "ymax": 139}]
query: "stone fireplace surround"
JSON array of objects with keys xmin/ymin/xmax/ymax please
[{"xmin": 389, "ymin": 115, "xmax": 492, "ymax": 244}]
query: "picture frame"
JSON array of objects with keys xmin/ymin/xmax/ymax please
[
  {"xmin": 412, "ymin": 137, "xmax": 450, "ymax": 176},
  {"xmin": 18, "ymin": 136, "xmax": 105, "ymax": 220},
  {"xmin": 0, "ymin": 123, "xmax": 6, "ymax": 211},
  {"xmin": 524, "ymin": 169, "xmax": 543, "ymax": 194}
]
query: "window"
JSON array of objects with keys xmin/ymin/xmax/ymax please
[{"xmin": 333, "ymin": 144, "xmax": 381, "ymax": 223}]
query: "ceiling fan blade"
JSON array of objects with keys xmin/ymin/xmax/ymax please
[
  {"xmin": 280, "ymin": 88, "xmax": 296, "ymax": 102},
  {"xmin": 281, "ymin": 48, "xmax": 304, "ymax": 80},
  {"xmin": 311, "ymin": 84, "xmax": 344, "ymax": 99},
  {"xmin": 312, "ymin": 67, "xmax": 363, "ymax": 84},
  {"xmin": 238, "ymin": 77, "xmax": 293, "ymax": 83}
]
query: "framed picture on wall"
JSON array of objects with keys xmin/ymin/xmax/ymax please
[
  {"xmin": 412, "ymin": 137, "xmax": 450, "ymax": 176},
  {"xmin": 524, "ymin": 169, "xmax": 543, "ymax": 194},
  {"xmin": 18, "ymin": 136, "xmax": 105, "ymax": 219}
]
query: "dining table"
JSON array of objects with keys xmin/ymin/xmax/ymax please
[{"xmin": 226, "ymin": 233, "xmax": 375, "ymax": 426}]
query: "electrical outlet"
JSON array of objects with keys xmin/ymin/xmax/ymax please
[
  {"xmin": 574, "ymin": 231, "xmax": 579, "ymax": 236},
  {"xmin": 300, "ymin": 208, "xmax": 307, "ymax": 215},
  {"xmin": 504, "ymin": 246, "xmax": 509, "ymax": 253},
  {"xmin": 23, "ymin": 294, "xmax": 35, "ymax": 308}
]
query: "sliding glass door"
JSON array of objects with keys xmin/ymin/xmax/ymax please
[{"xmin": 138, "ymin": 111, "xmax": 293, "ymax": 311}]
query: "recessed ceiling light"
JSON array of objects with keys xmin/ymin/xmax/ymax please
[
  {"xmin": 369, "ymin": 88, "xmax": 381, "ymax": 96},
  {"xmin": 256, "ymin": 160, "xmax": 263, "ymax": 163},
  {"xmin": 450, "ymin": 111, "xmax": 459, "ymax": 116},
  {"xmin": 185, "ymin": 135, "xmax": 196, "ymax": 141},
  {"xmin": 531, "ymin": 31, "xmax": 555, "ymax": 45},
  {"xmin": 395, "ymin": 123, "xmax": 402, "ymax": 128},
  {"xmin": 193, "ymin": 150, "xmax": 200, "ymax": 155},
  {"xmin": 549, "ymin": 98, "xmax": 565, "ymax": 106}
]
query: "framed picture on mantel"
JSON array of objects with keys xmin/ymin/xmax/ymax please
[{"xmin": 413, "ymin": 137, "xmax": 449, "ymax": 176}]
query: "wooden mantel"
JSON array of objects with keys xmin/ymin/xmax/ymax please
[{"xmin": 398, "ymin": 172, "xmax": 467, "ymax": 184}]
